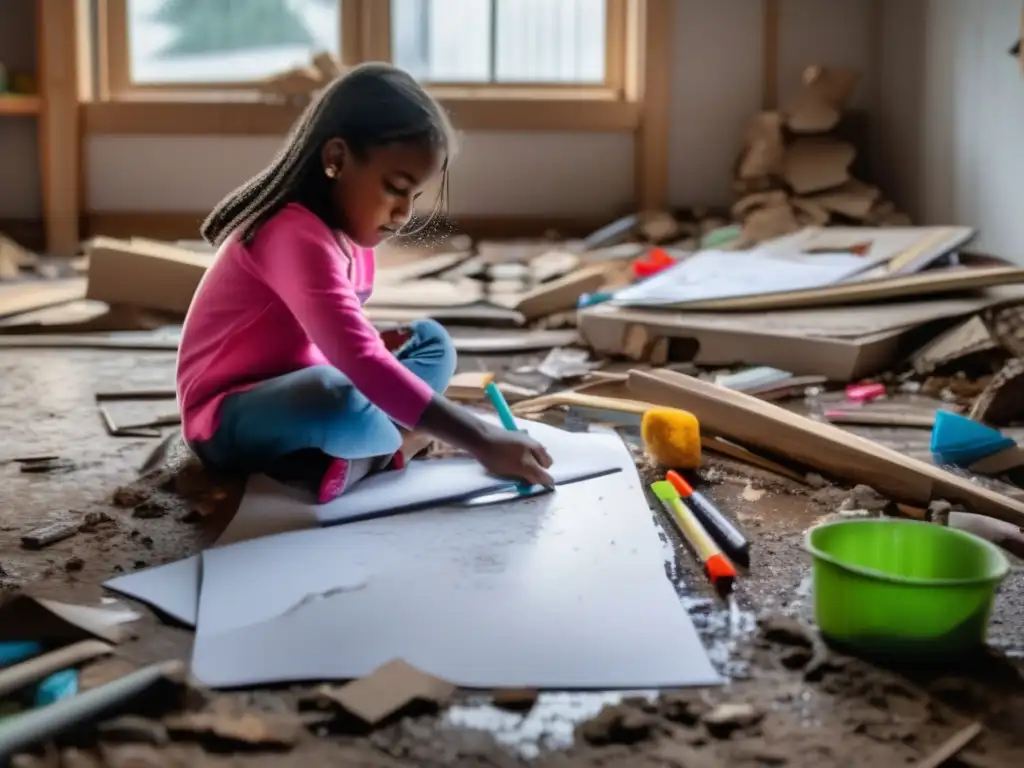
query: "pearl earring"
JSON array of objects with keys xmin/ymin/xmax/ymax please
[{"xmin": 325, "ymin": 165, "xmax": 338, "ymax": 179}]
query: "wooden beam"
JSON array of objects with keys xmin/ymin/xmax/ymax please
[
  {"xmin": 37, "ymin": 0, "xmax": 83, "ymax": 255},
  {"xmin": 633, "ymin": 0, "xmax": 673, "ymax": 210},
  {"xmin": 82, "ymin": 95, "xmax": 640, "ymax": 135}
]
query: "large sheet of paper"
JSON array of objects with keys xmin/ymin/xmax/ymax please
[
  {"xmin": 612, "ymin": 248, "xmax": 874, "ymax": 308},
  {"xmin": 104, "ymin": 416, "xmax": 624, "ymax": 626},
  {"xmin": 315, "ymin": 415, "xmax": 623, "ymax": 524},
  {"xmin": 191, "ymin": 435, "xmax": 720, "ymax": 690}
]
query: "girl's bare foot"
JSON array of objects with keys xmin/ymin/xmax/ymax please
[{"xmin": 399, "ymin": 430, "xmax": 433, "ymax": 464}]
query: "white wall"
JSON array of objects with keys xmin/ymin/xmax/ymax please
[
  {"xmin": 668, "ymin": 0, "xmax": 878, "ymax": 207},
  {"xmin": 2, "ymin": 1, "xmax": 883, "ymax": 223},
  {"xmin": 878, "ymin": 0, "xmax": 1024, "ymax": 260}
]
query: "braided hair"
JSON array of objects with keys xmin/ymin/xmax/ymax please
[{"xmin": 200, "ymin": 62, "xmax": 456, "ymax": 247}]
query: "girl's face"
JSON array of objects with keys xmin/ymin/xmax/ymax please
[{"xmin": 322, "ymin": 138, "xmax": 443, "ymax": 248}]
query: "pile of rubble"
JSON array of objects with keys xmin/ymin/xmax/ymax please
[{"xmin": 732, "ymin": 66, "xmax": 911, "ymax": 246}]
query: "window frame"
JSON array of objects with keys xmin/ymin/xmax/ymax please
[{"xmin": 98, "ymin": 0, "xmax": 628, "ymax": 99}]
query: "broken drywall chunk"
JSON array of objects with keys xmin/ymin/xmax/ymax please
[
  {"xmin": 789, "ymin": 198, "xmax": 831, "ymax": 227},
  {"xmin": 783, "ymin": 139, "xmax": 856, "ymax": 195},
  {"xmin": 739, "ymin": 205, "xmax": 802, "ymax": 245},
  {"xmin": 808, "ymin": 179, "xmax": 880, "ymax": 220},
  {"xmin": 784, "ymin": 66, "xmax": 861, "ymax": 133},
  {"xmin": 736, "ymin": 112, "xmax": 786, "ymax": 180},
  {"xmin": 731, "ymin": 190, "xmax": 789, "ymax": 221}
]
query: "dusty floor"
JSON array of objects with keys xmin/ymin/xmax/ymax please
[{"xmin": 2, "ymin": 347, "xmax": 1024, "ymax": 767}]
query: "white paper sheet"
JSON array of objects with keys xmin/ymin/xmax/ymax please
[
  {"xmin": 191, "ymin": 436, "xmax": 721, "ymax": 690},
  {"xmin": 612, "ymin": 248, "xmax": 877, "ymax": 307},
  {"xmin": 314, "ymin": 415, "xmax": 623, "ymax": 524},
  {"xmin": 104, "ymin": 417, "xmax": 625, "ymax": 626},
  {"xmin": 103, "ymin": 556, "xmax": 202, "ymax": 627}
]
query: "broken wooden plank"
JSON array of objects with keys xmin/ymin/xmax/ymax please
[
  {"xmin": 627, "ymin": 369, "xmax": 1024, "ymax": 527},
  {"xmin": 0, "ymin": 279, "xmax": 86, "ymax": 320}
]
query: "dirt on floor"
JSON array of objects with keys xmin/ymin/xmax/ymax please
[{"xmin": 2, "ymin": 348, "xmax": 1024, "ymax": 767}]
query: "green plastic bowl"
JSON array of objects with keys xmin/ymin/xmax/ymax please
[{"xmin": 805, "ymin": 519, "xmax": 1010, "ymax": 661}]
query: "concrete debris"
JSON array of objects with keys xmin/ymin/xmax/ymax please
[{"xmin": 701, "ymin": 702, "xmax": 764, "ymax": 738}]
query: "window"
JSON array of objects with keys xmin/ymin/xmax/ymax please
[
  {"xmin": 102, "ymin": 0, "xmax": 622, "ymax": 93},
  {"xmin": 114, "ymin": 0, "xmax": 342, "ymax": 88},
  {"xmin": 91, "ymin": 0, "xmax": 643, "ymax": 133},
  {"xmin": 391, "ymin": 0, "xmax": 607, "ymax": 85}
]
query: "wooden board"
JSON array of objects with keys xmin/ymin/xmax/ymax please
[
  {"xmin": 0, "ymin": 279, "xmax": 87, "ymax": 319},
  {"xmin": 626, "ymin": 369, "xmax": 1024, "ymax": 527}
]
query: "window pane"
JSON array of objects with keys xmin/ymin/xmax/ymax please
[
  {"xmin": 391, "ymin": 0, "xmax": 606, "ymax": 84},
  {"xmin": 127, "ymin": 0, "xmax": 341, "ymax": 85}
]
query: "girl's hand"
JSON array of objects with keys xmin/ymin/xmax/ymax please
[
  {"xmin": 472, "ymin": 427, "xmax": 554, "ymax": 489},
  {"xmin": 417, "ymin": 395, "xmax": 554, "ymax": 488}
]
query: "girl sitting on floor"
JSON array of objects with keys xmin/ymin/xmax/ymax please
[{"xmin": 176, "ymin": 63, "xmax": 554, "ymax": 503}]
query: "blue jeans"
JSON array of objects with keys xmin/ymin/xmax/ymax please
[{"xmin": 194, "ymin": 319, "xmax": 457, "ymax": 473}]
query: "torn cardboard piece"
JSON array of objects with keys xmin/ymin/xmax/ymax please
[
  {"xmin": 513, "ymin": 264, "xmax": 609, "ymax": 321},
  {"xmin": 313, "ymin": 659, "xmax": 456, "ymax": 726},
  {"xmin": 86, "ymin": 238, "xmax": 210, "ymax": 315},
  {"xmin": 626, "ymin": 369, "xmax": 1024, "ymax": 527},
  {"xmin": 970, "ymin": 358, "xmax": 1024, "ymax": 425},
  {"xmin": 784, "ymin": 66, "xmax": 861, "ymax": 133},
  {"xmin": 0, "ymin": 233, "xmax": 40, "ymax": 279},
  {"xmin": 806, "ymin": 180, "xmax": 880, "ymax": 220},
  {"xmin": 911, "ymin": 315, "xmax": 1002, "ymax": 375},
  {"xmin": 0, "ymin": 595, "xmax": 140, "ymax": 644},
  {"xmin": 736, "ymin": 112, "xmax": 786, "ymax": 180},
  {"xmin": 0, "ymin": 279, "xmax": 87, "ymax": 320},
  {"xmin": 445, "ymin": 371, "xmax": 495, "ymax": 401},
  {"xmin": 783, "ymin": 139, "xmax": 856, "ymax": 195}
]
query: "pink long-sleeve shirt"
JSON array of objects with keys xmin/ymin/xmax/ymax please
[{"xmin": 176, "ymin": 202, "xmax": 434, "ymax": 443}]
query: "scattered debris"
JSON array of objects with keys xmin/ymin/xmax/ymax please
[
  {"xmin": 490, "ymin": 687, "xmax": 539, "ymax": 713},
  {"xmin": 21, "ymin": 520, "xmax": 80, "ymax": 550},
  {"xmin": 307, "ymin": 659, "xmax": 456, "ymax": 728},
  {"xmin": 163, "ymin": 708, "xmax": 304, "ymax": 751},
  {"xmin": 577, "ymin": 702, "xmax": 659, "ymax": 746},
  {"xmin": 18, "ymin": 456, "xmax": 75, "ymax": 474},
  {"xmin": 701, "ymin": 702, "xmax": 764, "ymax": 738},
  {"xmin": 97, "ymin": 715, "xmax": 169, "ymax": 746}
]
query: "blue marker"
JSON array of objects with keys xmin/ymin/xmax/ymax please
[
  {"xmin": 577, "ymin": 291, "xmax": 613, "ymax": 309},
  {"xmin": 483, "ymin": 382, "xmax": 531, "ymax": 493},
  {"xmin": 34, "ymin": 668, "xmax": 79, "ymax": 706},
  {"xmin": 484, "ymin": 381, "xmax": 518, "ymax": 432},
  {"xmin": 0, "ymin": 642, "xmax": 42, "ymax": 668}
]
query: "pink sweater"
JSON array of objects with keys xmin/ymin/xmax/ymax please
[{"xmin": 176, "ymin": 203, "xmax": 434, "ymax": 443}]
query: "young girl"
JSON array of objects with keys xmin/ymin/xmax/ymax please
[{"xmin": 177, "ymin": 63, "xmax": 554, "ymax": 503}]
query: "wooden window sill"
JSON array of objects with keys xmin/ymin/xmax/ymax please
[{"xmin": 82, "ymin": 90, "xmax": 640, "ymax": 135}]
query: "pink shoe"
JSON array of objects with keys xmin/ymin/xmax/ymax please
[
  {"xmin": 386, "ymin": 450, "xmax": 407, "ymax": 471},
  {"xmin": 318, "ymin": 457, "xmax": 350, "ymax": 504}
]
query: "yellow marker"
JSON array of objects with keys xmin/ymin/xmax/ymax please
[{"xmin": 651, "ymin": 480, "xmax": 736, "ymax": 597}]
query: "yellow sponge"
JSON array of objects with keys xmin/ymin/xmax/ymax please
[{"xmin": 640, "ymin": 408, "xmax": 701, "ymax": 469}]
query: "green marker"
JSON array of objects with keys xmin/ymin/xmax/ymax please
[
  {"xmin": 484, "ymin": 381, "xmax": 532, "ymax": 493},
  {"xmin": 485, "ymin": 381, "xmax": 518, "ymax": 431}
]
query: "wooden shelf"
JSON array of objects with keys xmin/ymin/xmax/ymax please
[{"xmin": 0, "ymin": 94, "xmax": 42, "ymax": 116}]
